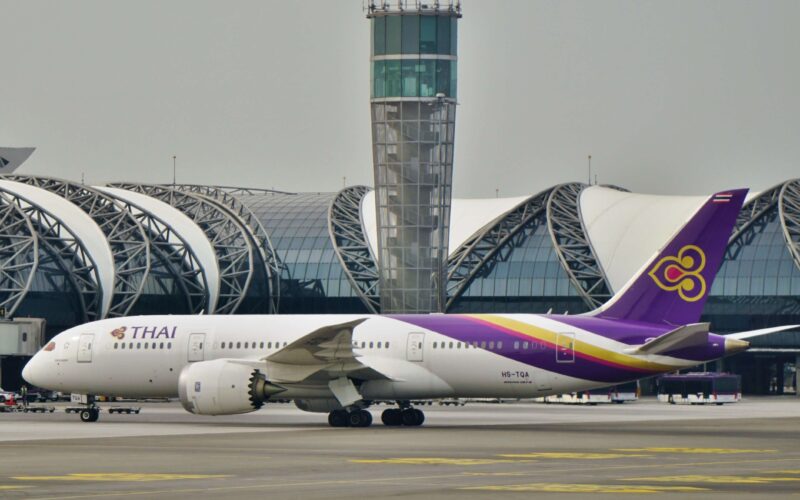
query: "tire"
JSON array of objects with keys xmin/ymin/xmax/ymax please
[
  {"xmin": 79, "ymin": 409, "xmax": 94, "ymax": 422},
  {"xmin": 347, "ymin": 411, "xmax": 364, "ymax": 428},
  {"xmin": 381, "ymin": 409, "xmax": 402, "ymax": 426},
  {"xmin": 358, "ymin": 410, "xmax": 372, "ymax": 427},
  {"xmin": 401, "ymin": 408, "xmax": 424, "ymax": 426},
  {"xmin": 328, "ymin": 410, "xmax": 348, "ymax": 428}
]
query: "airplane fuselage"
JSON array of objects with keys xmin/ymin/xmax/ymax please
[{"xmin": 25, "ymin": 313, "xmax": 726, "ymax": 403}]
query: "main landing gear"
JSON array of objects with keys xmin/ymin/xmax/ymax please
[
  {"xmin": 328, "ymin": 408, "xmax": 373, "ymax": 428},
  {"xmin": 326, "ymin": 403, "xmax": 425, "ymax": 428},
  {"xmin": 380, "ymin": 407, "xmax": 424, "ymax": 427}
]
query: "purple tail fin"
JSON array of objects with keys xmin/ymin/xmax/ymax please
[{"xmin": 592, "ymin": 189, "xmax": 747, "ymax": 326}]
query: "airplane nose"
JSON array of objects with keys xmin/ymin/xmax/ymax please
[{"xmin": 22, "ymin": 356, "xmax": 42, "ymax": 388}]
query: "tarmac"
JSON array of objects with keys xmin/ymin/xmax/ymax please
[{"xmin": 1, "ymin": 397, "xmax": 799, "ymax": 499}]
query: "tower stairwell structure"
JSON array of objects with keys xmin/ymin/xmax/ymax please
[{"xmin": 367, "ymin": 0, "xmax": 461, "ymax": 313}]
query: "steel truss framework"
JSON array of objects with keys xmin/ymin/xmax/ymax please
[
  {"xmin": 546, "ymin": 182, "xmax": 613, "ymax": 310},
  {"xmin": 328, "ymin": 186, "xmax": 380, "ymax": 313},
  {"xmin": 109, "ymin": 183, "xmax": 259, "ymax": 314},
  {"xmin": 445, "ymin": 189, "xmax": 552, "ymax": 311},
  {"xmin": 0, "ymin": 192, "xmax": 38, "ymax": 317},
  {"xmin": 778, "ymin": 179, "xmax": 800, "ymax": 272},
  {"xmin": 726, "ymin": 182, "xmax": 784, "ymax": 260},
  {"xmin": 99, "ymin": 191, "xmax": 209, "ymax": 314},
  {"xmin": 0, "ymin": 186, "xmax": 101, "ymax": 322},
  {"xmin": 173, "ymin": 184, "xmax": 281, "ymax": 313},
  {"xmin": 4, "ymin": 175, "xmax": 151, "ymax": 317}
]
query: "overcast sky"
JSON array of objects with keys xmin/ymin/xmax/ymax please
[{"xmin": 2, "ymin": 0, "xmax": 798, "ymax": 198}]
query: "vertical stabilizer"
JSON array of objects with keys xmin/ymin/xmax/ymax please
[{"xmin": 592, "ymin": 189, "xmax": 747, "ymax": 326}]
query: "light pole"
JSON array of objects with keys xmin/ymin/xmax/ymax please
[{"xmin": 172, "ymin": 155, "xmax": 177, "ymax": 186}]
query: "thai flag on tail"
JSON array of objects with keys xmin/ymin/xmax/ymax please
[{"xmin": 712, "ymin": 193, "xmax": 733, "ymax": 203}]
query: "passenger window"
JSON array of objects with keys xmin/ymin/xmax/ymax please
[
  {"xmin": 144, "ymin": 343, "xmax": 149, "ymax": 349},
  {"xmin": 260, "ymin": 342, "xmax": 264, "ymax": 348},
  {"xmin": 137, "ymin": 342, "xmax": 141, "ymax": 349},
  {"xmin": 513, "ymin": 341, "xmax": 519, "ymax": 350},
  {"xmin": 385, "ymin": 342, "xmax": 390, "ymax": 348},
  {"xmin": 113, "ymin": 342, "xmax": 118, "ymax": 349},
  {"xmin": 377, "ymin": 341, "xmax": 382, "ymax": 348},
  {"xmin": 449, "ymin": 342, "xmax": 453, "ymax": 349},
  {"xmin": 268, "ymin": 342, "xmax": 272, "ymax": 349},
  {"xmin": 489, "ymin": 341, "xmax": 495, "ymax": 349},
  {"xmin": 361, "ymin": 341, "xmax": 366, "ymax": 348},
  {"xmin": 497, "ymin": 341, "xmax": 503, "ymax": 350},
  {"xmin": 167, "ymin": 342, "xmax": 172, "ymax": 349},
  {"xmin": 523, "ymin": 341, "xmax": 529, "ymax": 349},
  {"xmin": 244, "ymin": 342, "xmax": 249, "ymax": 348},
  {"xmin": 480, "ymin": 341, "xmax": 486, "ymax": 349},
  {"xmin": 433, "ymin": 342, "xmax": 437, "ymax": 349},
  {"xmin": 457, "ymin": 342, "xmax": 461, "ymax": 349},
  {"xmin": 236, "ymin": 342, "xmax": 241, "ymax": 349},
  {"xmin": 369, "ymin": 341, "xmax": 374, "ymax": 348},
  {"xmin": 283, "ymin": 342, "xmax": 287, "ymax": 347}
]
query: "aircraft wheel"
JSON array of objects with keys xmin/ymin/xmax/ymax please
[
  {"xmin": 328, "ymin": 410, "xmax": 348, "ymax": 427},
  {"xmin": 346, "ymin": 409, "xmax": 372, "ymax": 428},
  {"xmin": 356, "ymin": 410, "xmax": 372, "ymax": 427},
  {"xmin": 401, "ymin": 408, "xmax": 424, "ymax": 426},
  {"xmin": 381, "ymin": 408, "xmax": 402, "ymax": 426},
  {"xmin": 80, "ymin": 408, "xmax": 99, "ymax": 423}
]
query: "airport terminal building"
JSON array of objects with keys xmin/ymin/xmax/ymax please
[{"xmin": 0, "ymin": 176, "xmax": 798, "ymax": 394}]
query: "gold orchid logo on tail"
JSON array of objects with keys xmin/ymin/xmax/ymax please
[{"xmin": 648, "ymin": 245, "xmax": 707, "ymax": 302}]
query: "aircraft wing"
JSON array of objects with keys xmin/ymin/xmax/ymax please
[{"xmin": 263, "ymin": 318, "xmax": 391, "ymax": 384}]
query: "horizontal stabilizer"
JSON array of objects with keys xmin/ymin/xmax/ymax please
[
  {"xmin": 726, "ymin": 324, "xmax": 800, "ymax": 341},
  {"xmin": 625, "ymin": 323, "xmax": 709, "ymax": 355}
]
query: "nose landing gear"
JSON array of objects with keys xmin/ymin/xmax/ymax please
[{"xmin": 79, "ymin": 407, "xmax": 100, "ymax": 422}]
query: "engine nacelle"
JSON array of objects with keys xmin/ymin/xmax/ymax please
[
  {"xmin": 178, "ymin": 359, "xmax": 283, "ymax": 416},
  {"xmin": 294, "ymin": 398, "xmax": 343, "ymax": 413}
]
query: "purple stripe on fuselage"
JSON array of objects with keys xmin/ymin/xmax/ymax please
[{"xmin": 391, "ymin": 314, "xmax": 665, "ymax": 383}]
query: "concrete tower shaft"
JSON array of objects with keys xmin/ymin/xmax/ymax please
[{"xmin": 367, "ymin": 1, "xmax": 461, "ymax": 313}]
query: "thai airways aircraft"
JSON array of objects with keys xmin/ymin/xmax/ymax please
[{"xmin": 22, "ymin": 189, "xmax": 794, "ymax": 427}]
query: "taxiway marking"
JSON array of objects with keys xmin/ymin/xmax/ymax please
[
  {"xmin": 621, "ymin": 475, "xmax": 800, "ymax": 485},
  {"xmin": 499, "ymin": 452, "xmax": 649, "ymax": 460},
  {"xmin": 350, "ymin": 458, "xmax": 530, "ymax": 466},
  {"xmin": 614, "ymin": 447, "xmax": 776, "ymax": 454},
  {"xmin": 11, "ymin": 473, "xmax": 231, "ymax": 482},
  {"xmin": 462, "ymin": 482, "xmax": 709, "ymax": 494}
]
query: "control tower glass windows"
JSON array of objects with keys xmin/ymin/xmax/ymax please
[
  {"xmin": 420, "ymin": 16, "xmax": 437, "ymax": 53},
  {"xmin": 436, "ymin": 16, "xmax": 450, "ymax": 55},
  {"xmin": 402, "ymin": 16, "xmax": 419, "ymax": 54},
  {"xmin": 371, "ymin": 60, "xmax": 456, "ymax": 99},
  {"xmin": 385, "ymin": 60, "xmax": 401, "ymax": 97},
  {"xmin": 373, "ymin": 16, "xmax": 386, "ymax": 56},
  {"xmin": 386, "ymin": 16, "xmax": 401, "ymax": 54},
  {"xmin": 373, "ymin": 61, "xmax": 386, "ymax": 98},
  {"xmin": 371, "ymin": 15, "xmax": 458, "ymax": 56},
  {"xmin": 402, "ymin": 61, "xmax": 419, "ymax": 97}
]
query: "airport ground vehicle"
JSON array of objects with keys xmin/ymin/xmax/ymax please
[{"xmin": 657, "ymin": 372, "xmax": 741, "ymax": 404}]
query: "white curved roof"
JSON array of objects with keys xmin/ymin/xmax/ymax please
[
  {"xmin": 97, "ymin": 187, "xmax": 220, "ymax": 311},
  {"xmin": 579, "ymin": 186, "xmax": 707, "ymax": 292},
  {"xmin": 361, "ymin": 190, "xmax": 529, "ymax": 260},
  {"xmin": 0, "ymin": 179, "xmax": 115, "ymax": 317}
]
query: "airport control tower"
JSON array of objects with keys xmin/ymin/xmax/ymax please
[{"xmin": 367, "ymin": 0, "xmax": 461, "ymax": 313}]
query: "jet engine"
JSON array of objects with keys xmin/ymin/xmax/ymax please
[{"xmin": 178, "ymin": 359, "xmax": 284, "ymax": 415}]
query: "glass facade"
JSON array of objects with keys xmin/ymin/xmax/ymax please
[
  {"xmin": 704, "ymin": 209, "xmax": 800, "ymax": 337},
  {"xmin": 235, "ymin": 193, "xmax": 367, "ymax": 314},
  {"xmin": 372, "ymin": 15, "xmax": 457, "ymax": 56},
  {"xmin": 370, "ymin": 11, "xmax": 460, "ymax": 313},
  {"xmin": 449, "ymin": 214, "xmax": 589, "ymax": 315}
]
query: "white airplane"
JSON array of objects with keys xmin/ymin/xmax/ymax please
[{"xmin": 21, "ymin": 189, "xmax": 795, "ymax": 426}]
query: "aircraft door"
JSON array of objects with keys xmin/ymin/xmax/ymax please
[
  {"xmin": 77, "ymin": 334, "xmax": 94, "ymax": 363},
  {"xmin": 188, "ymin": 333, "xmax": 206, "ymax": 362},
  {"xmin": 556, "ymin": 332, "xmax": 575, "ymax": 363},
  {"xmin": 406, "ymin": 332, "xmax": 425, "ymax": 362}
]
